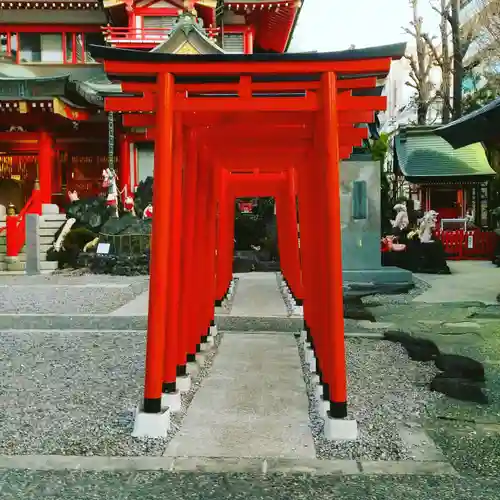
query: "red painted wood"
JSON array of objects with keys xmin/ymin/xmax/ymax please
[
  {"xmin": 163, "ymin": 118, "xmax": 183, "ymax": 389},
  {"xmin": 0, "ymin": 24, "xmax": 102, "ymax": 32},
  {"xmin": 143, "ymin": 72, "xmax": 175, "ymax": 407},
  {"xmin": 435, "ymin": 230, "xmax": 497, "ymax": 260},
  {"xmin": 38, "ymin": 131, "xmax": 55, "ymax": 204},
  {"xmin": 121, "ymin": 77, "xmax": 376, "ymax": 95},
  {"xmin": 320, "ymin": 72, "xmax": 347, "ymax": 411},
  {"xmin": 103, "ymin": 57, "xmax": 392, "ymax": 76},
  {"xmin": 121, "ymin": 111, "xmax": 374, "ymax": 131},
  {"xmin": 178, "ymin": 130, "xmax": 199, "ymax": 368}
]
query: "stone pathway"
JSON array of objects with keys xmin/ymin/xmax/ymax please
[
  {"xmin": 414, "ymin": 261, "xmax": 499, "ymax": 305},
  {"xmin": 230, "ymin": 273, "xmax": 288, "ymax": 317},
  {"xmin": 165, "ymin": 333, "xmax": 315, "ymax": 458}
]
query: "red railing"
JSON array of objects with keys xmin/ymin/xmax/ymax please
[
  {"xmin": 0, "ymin": 187, "xmax": 42, "ymax": 258},
  {"xmin": 101, "ymin": 26, "xmax": 220, "ymax": 42},
  {"xmin": 435, "ymin": 229, "xmax": 497, "ymax": 260}
]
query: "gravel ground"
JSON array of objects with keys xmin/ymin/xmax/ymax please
[
  {"xmin": 361, "ymin": 276, "xmax": 430, "ymax": 306},
  {"xmin": 2, "ymin": 471, "xmax": 500, "ymax": 500},
  {"xmin": 297, "ymin": 336, "xmax": 442, "ymax": 460},
  {"xmin": 0, "ymin": 275, "xmax": 149, "ymax": 314},
  {"xmin": 0, "ymin": 329, "xmax": 221, "ymax": 456}
]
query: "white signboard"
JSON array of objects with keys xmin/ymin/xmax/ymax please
[
  {"xmin": 96, "ymin": 243, "xmax": 111, "ymax": 255},
  {"xmin": 467, "ymin": 235, "xmax": 474, "ymax": 249}
]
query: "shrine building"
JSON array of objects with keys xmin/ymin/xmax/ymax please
[{"xmin": 0, "ymin": 0, "xmax": 302, "ymax": 212}]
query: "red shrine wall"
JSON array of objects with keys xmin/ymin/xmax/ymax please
[{"xmin": 0, "ymin": 137, "xmax": 117, "ymax": 212}]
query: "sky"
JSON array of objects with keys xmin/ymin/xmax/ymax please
[{"xmin": 289, "ymin": 0, "xmax": 439, "ymax": 53}]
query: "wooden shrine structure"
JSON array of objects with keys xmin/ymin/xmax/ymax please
[{"xmin": 90, "ymin": 43, "xmax": 406, "ymax": 439}]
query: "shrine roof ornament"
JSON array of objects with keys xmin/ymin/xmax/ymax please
[{"xmin": 152, "ymin": 12, "xmax": 224, "ymax": 54}]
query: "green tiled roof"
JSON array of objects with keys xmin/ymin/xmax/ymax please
[{"xmin": 395, "ymin": 126, "xmax": 495, "ymax": 180}]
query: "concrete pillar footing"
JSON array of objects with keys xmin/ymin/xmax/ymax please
[
  {"xmin": 176, "ymin": 375, "xmax": 191, "ymax": 393},
  {"xmin": 323, "ymin": 417, "xmax": 358, "ymax": 441},
  {"xmin": 304, "ymin": 347, "xmax": 314, "ymax": 364},
  {"xmin": 317, "ymin": 396, "xmax": 329, "ymax": 419},
  {"xmin": 315, "ymin": 383, "xmax": 323, "ymax": 400},
  {"xmin": 200, "ymin": 342, "xmax": 212, "ymax": 353},
  {"xmin": 309, "ymin": 356, "xmax": 317, "ymax": 373},
  {"xmin": 161, "ymin": 390, "xmax": 181, "ymax": 413},
  {"xmin": 131, "ymin": 405, "xmax": 171, "ymax": 438},
  {"xmin": 196, "ymin": 352, "xmax": 208, "ymax": 367},
  {"xmin": 186, "ymin": 362, "xmax": 199, "ymax": 377}
]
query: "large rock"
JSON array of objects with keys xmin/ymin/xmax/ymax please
[
  {"xmin": 134, "ymin": 177, "xmax": 153, "ymax": 218},
  {"xmin": 65, "ymin": 197, "xmax": 109, "ymax": 232},
  {"xmin": 100, "ymin": 213, "xmax": 138, "ymax": 236}
]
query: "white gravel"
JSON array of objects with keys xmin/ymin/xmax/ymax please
[
  {"xmin": 297, "ymin": 336, "xmax": 442, "ymax": 460},
  {"xmin": 0, "ymin": 329, "xmax": 221, "ymax": 456},
  {"xmin": 0, "ymin": 275, "xmax": 149, "ymax": 314}
]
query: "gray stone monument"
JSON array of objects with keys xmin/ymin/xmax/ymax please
[
  {"xmin": 25, "ymin": 213, "xmax": 41, "ymax": 275},
  {"xmin": 340, "ymin": 154, "xmax": 412, "ymax": 289}
]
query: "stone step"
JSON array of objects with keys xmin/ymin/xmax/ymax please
[
  {"xmin": 40, "ymin": 221, "xmax": 65, "ymax": 230},
  {"xmin": 0, "ymin": 253, "xmax": 26, "ymax": 263},
  {"xmin": 39, "ymin": 228, "xmax": 59, "ymax": 237},
  {"xmin": 4, "ymin": 261, "xmax": 58, "ymax": 272},
  {"xmin": 40, "ymin": 261, "xmax": 58, "ymax": 271},
  {"xmin": 41, "ymin": 214, "xmax": 66, "ymax": 220}
]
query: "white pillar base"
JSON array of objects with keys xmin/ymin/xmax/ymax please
[
  {"xmin": 293, "ymin": 306, "xmax": 304, "ymax": 316},
  {"xmin": 309, "ymin": 356, "xmax": 317, "ymax": 373},
  {"xmin": 310, "ymin": 373, "xmax": 320, "ymax": 385},
  {"xmin": 317, "ymin": 396, "xmax": 329, "ymax": 419},
  {"xmin": 161, "ymin": 390, "xmax": 181, "ymax": 413},
  {"xmin": 324, "ymin": 417, "xmax": 358, "ymax": 441},
  {"xmin": 315, "ymin": 383, "xmax": 324, "ymax": 400},
  {"xmin": 304, "ymin": 347, "xmax": 314, "ymax": 364},
  {"xmin": 186, "ymin": 362, "xmax": 199, "ymax": 377},
  {"xmin": 196, "ymin": 352, "xmax": 208, "ymax": 367},
  {"xmin": 299, "ymin": 330, "xmax": 307, "ymax": 342},
  {"xmin": 176, "ymin": 375, "xmax": 191, "ymax": 393},
  {"xmin": 209, "ymin": 325, "xmax": 218, "ymax": 337},
  {"xmin": 200, "ymin": 342, "xmax": 212, "ymax": 353},
  {"xmin": 131, "ymin": 405, "xmax": 171, "ymax": 438},
  {"xmin": 206, "ymin": 335, "xmax": 216, "ymax": 346}
]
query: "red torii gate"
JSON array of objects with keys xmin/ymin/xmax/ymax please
[{"xmin": 91, "ymin": 44, "xmax": 405, "ymax": 440}]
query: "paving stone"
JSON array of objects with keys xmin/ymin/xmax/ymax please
[
  {"xmin": 356, "ymin": 321, "xmax": 395, "ymax": 330},
  {"xmin": 360, "ymin": 460, "xmax": 457, "ymax": 475},
  {"xmin": 443, "ymin": 322, "xmax": 480, "ymax": 329}
]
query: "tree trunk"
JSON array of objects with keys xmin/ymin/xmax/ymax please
[
  {"xmin": 440, "ymin": 0, "xmax": 451, "ymax": 124},
  {"xmin": 451, "ymin": 0, "xmax": 463, "ymax": 120}
]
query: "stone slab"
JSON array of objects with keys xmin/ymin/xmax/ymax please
[
  {"xmin": 0, "ymin": 455, "xmax": 453, "ymax": 475},
  {"xmin": 164, "ymin": 333, "xmax": 315, "ymax": 458},
  {"xmin": 414, "ymin": 261, "xmax": 500, "ymax": 305},
  {"xmin": 360, "ymin": 460, "xmax": 457, "ymax": 475},
  {"xmin": 230, "ymin": 273, "xmax": 288, "ymax": 317}
]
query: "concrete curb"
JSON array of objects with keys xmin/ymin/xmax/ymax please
[
  {"xmin": 0, "ymin": 328, "xmax": 383, "ymax": 339},
  {"xmin": 0, "ymin": 314, "xmax": 301, "ymax": 331},
  {"xmin": 0, "ymin": 455, "xmax": 458, "ymax": 475},
  {"xmin": 0, "ymin": 314, "xmax": 386, "ymax": 336}
]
